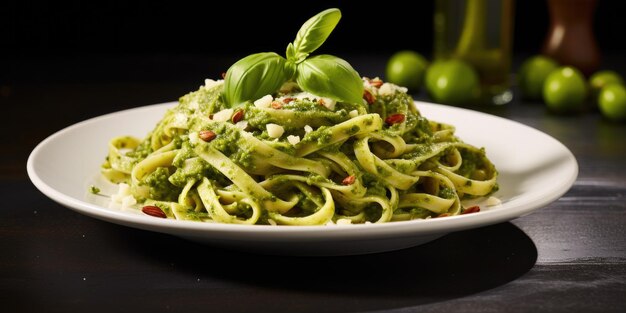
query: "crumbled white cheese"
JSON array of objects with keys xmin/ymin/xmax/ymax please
[
  {"xmin": 266, "ymin": 123, "xmax": 285, "ymax": 138},
  {"xmin": 174, "ymin": 112, "xmax": 188, "ymax": 125},
  {"xmin": 203, "ymin": 79, "xmax": 224, "ymax": 90},
  {"xmin": 110, "ymin": 195, "xmax": 123, "ymax": 204},
  {"xmin": 212, "ymin": 108, "xmax": 233, "ymax": 122},
  {"xmin": 235, "ymin": 121, "xmax": 248, "ymax": 130},
  {"xmin": 349, "ymin": 110, "xmax": 359, "ymax": 118},
  {"xmin": 287, "ymin": 135, "xmax": 300, "ymax": 145},
  {"xmin": 486, "ymin": 196, "xmax": 502, "ymax": 206},
  {"xmin": 121, "ymin": 195, "xmax": 137, "ymax": 209},
  {"xmin": 326, "ymin": 219, "xmax": 356, "ymax": 226},
  {"xmin": 378, "ymin": 83, "xmax": 395, "ymax": 96},
  {"xmin": 336, "ymin": 219, "xmax": 352, "ymax": 225},
  {"xmin": 254, "ymin": 95, "xmax": 273, "ymax": 108},
  {"xmin": 363, "ymin": 77, "xmax": 382, "ymax": 89},
  {"xmin": 111, "ymin": 183, "xmax": 130, "ymax": 200},
  {"xmin": 188, "ymin": 132, "xmax": 199, "ymax": 145},
  {"xmin": 188, "ymin": 100, "xmax": 199, "ymax": 110},
  {"xmin": 378, "ymin": 82, "xmax": 408, "ymax": 96},
  {"xmin": 304, "ymin": 125, "xmax": 313, "ymax": 133},
  {"xmin": 111, "ymin": 183, "xmax": 136, "ymax": 208},
  {"xmin": 319, "ymin": 97, "xmax": 336, "ymax": 111}
]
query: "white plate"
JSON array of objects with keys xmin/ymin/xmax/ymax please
[{"xmin": 27, "ymin": 101, "xmax": 578, "ymax": 256}]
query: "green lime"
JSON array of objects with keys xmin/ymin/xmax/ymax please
[
  {"xmin": 598, "ymin": 83, "xmax": 626, "ymax": 121},
  {"xmin": 543, "ymin": 66, "xmax": 587, "ymax": 113},
  {"xmin": 518, "ymin": 55, "xmax": 559, "ymax": 100},
  {"xmin": 590, "ymin": 70, "xmax": 624, "ymax": 98},
  {"xmin": 590, "ymin": 70, "xmax": 624, "ymax": 90},
  {"xmin": 425, "ymin": 60, "xmax": 447, "ymax": 95},
  {"xmin": 385, "ymin": 50, "xmax": 429, "ymax": 91},
  {"xmin": 425, "ymin": 59, "xmax": 480, "ymax": 105}
]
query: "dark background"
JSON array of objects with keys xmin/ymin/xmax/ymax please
[
  {"xmin": 3, "ymin": 2, "xmax": 626, "ymax": 312},
  {"xmin": 1, "ymin": 0, "xmax": 625, "ymax": 86},
  {"xmin": 3, "ymin": 0, "xmax": 626, "ymax": 56}
]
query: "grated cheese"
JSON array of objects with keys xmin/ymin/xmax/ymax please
[
  {"xmin": 287, "ymin": 135, "xmax": 301, "ymax": 145},
  {"xmin": 253, "ymin": 95, "xmax": 273, "ymax": 108},
  {"xmin": 212, "ymin": 108, "xmax": 233, "ymax": 122},
  {"xmin": 486, "ymin": 196, "xmax": 502, "ymax": 206},
  {"xmin": 266, "ymin": 123, "xmax": 285, "ymax": 138}
]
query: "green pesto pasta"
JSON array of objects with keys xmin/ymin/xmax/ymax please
[{"xmin": 101, "ymin": 78, "xmax": 498, "ymax": 225}]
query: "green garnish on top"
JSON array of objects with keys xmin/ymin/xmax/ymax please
[{"xmin": 223, "ymin": 8, "xmax": 364, "ymax": 107}]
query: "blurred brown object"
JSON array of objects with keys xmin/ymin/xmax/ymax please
[{"xmin": 542, "ymin": 0, "xmax": 600, "ymax": 76}]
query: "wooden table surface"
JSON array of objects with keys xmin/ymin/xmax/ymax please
[{"xmin": 1, "ymin": 55, "xmax": 625, "ymax": 312}]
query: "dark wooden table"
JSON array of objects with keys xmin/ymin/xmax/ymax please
[{"xmin": 2, "ymin": 55, "xmax": 625, "ymax": 312}]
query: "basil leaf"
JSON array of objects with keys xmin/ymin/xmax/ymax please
[
  {"xmin": 285, "ymin": 60, "xmax": 297, "ymax": 81},
  {"xmin": 286, "ymin": 43, "xmax": 296, "ymax": 61},
  {"xmin": 291, "ymin": 8, "xmax": 341, "ymax": 62},
  {"xmin": 296, "ymin": 54, "xmax": 364, "ymax": 105},
  {"xmin": 224, "ymin": 52, "xmax": 289, "ymax": 107}
]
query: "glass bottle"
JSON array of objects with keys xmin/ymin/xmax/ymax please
[{"xmin": 434, "ymin": 0, "xmax": 515, "ymax": 105}]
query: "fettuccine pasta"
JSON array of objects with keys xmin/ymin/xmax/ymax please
[{"xmin": 101, "ymin": 78, "xmax": 498, "ymax": 225}]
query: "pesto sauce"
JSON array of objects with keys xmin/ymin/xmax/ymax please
[
  {"xmin": 409, "ymin": 207, "xmax": 435, "ymax": 219},
  {"xmin": 168, "ymin": 157, "xmax": 208, "ymax": 187},
  {"xmin": 438, "ymin": 187, "xmax": 456, "ymax": 199},
  {"xmin": 203, "ymin": 124, "xmax": 259, "ymax": 171},
  {"xmin": 301, "ymin": 126, "xmax": 332, "ymax": 145},
  {"xmin": 388, "ymin": 161, "xmax": 415, "ymax": 174},
  {"xmin": 172, "ymin": 141, "xmax": 195, "ymax": 168},
  {"xmin": 307, "ymin": 174, "xmax": 333, "ymax": 185},
  {"xmin": 343, "ymin": 125, "xmax": 360, "ymax": 136},
  {"xmin": 114, "ymin": 77, "xmax": 493, "ymax": 223},
  {"xmin": 401, "ymin": 144, "xmax": 434, "ymax": 160},
  {"xmin": 363, "ymin": 204, "xmax": 383, "ymax": 222},
  {"xmin": 297, "ymin": 196, "xmax": 319, "ymax": 214},
  {"xmin": 282, "ymin": 99, "xmax": 326, "ymax": 111},
  {"xmin": 143, "ymin": 167, "xmax": 181, "ymax": 201},
  {"xmin": 230, "ymin": 148, "xmax": 256, "ymax": 171},
  {"xmin": 178, "ymin": 83, "xmax": 225, "ymax": 114},
  {"xmin": 457, "ymin": 148, "xmax": 486, "ymax": 178},
  {"xmin": 124, "ymin": 136, "xmax": 153, "ymax": 159},
  {"xmin": 88, "ymin": 185, "xmax": 100, "ymax": 194},
  {"xmin": 361, "ymin": 173, "xmax": 387, "ymax": 197},
  {"xmin": 246, "ymin": 107, "xmax": 349, "ymax": 130},
  {"xmin": 401, "ymin": 115, "xmax": 435, "ymax": 144}
]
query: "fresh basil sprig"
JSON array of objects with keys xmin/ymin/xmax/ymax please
[
  {"xmin": 223, "ymin": 52, "xmax": 292, "ymax": 108},
  {"xmin": 289, "ymin": 8, "xmax": 342, "ymax": 63},
  {"xmin": 297, "ymin": 55, "xmax": 364, "ymax": 105},
  {"xmin": 223, "ymin": 8, "xmax": 364, "ymax": 107}
]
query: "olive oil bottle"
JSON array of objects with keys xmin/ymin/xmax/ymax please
[{"xmin": 434, "ymin": 0, "xmax": 515, "ymax": 105}]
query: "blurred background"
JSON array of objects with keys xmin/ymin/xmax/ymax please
[{"xmin": 1, "ymin": 0, "xmax": 625, "ymax": 114}]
